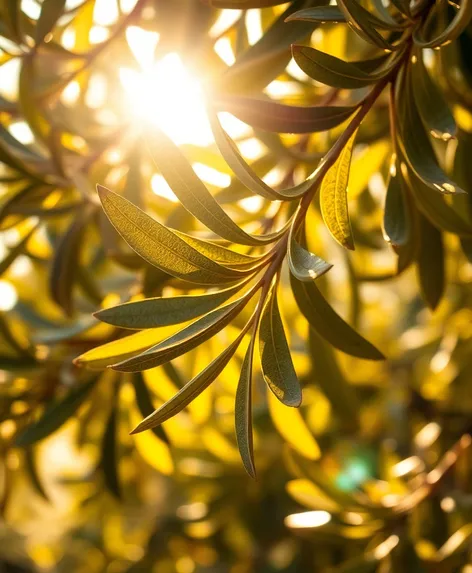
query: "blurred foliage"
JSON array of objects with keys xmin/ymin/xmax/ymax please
[{"xmin": 1, "ymin": 0, "xmax": 472, "ymax": 571}]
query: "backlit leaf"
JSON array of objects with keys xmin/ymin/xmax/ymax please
[
  {"xmin": 320, "ymin": 129, "xmax": 357, "ymax": 250},
  {"xmin": 97, "ymin": 186, "xmax": 247, "ymax": 285},
  {"xmin": 16, "ymin": 377, "xmax": 97, "ymax": 446},
  {"xmin": 130, "ymin": 330, "xmax": 247, "ymax": 434},
  {"xmin": 259, "ymin": 281, "xmax": 302, "ymax": 407},
  {"xmin": 95, "ymin": 280, "xmax": 250, "ymax": 330},
  {"xmin": 290, "ymin": 275, "xmax": 384, "ymax": 360},
  {"xmin": 235, "ymin": 338, "xmax": 256, "ymax": 478},
  {"xmin": 417, "ymin": 214, "xmax": 445, "ymax": 310}
]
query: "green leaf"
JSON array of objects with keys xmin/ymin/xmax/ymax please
[
  {"xmin": 34, "ymin": 0, "xmax": 66, "ymax": 45},
  {"xmin": 292, "ymin": 46, "xmax": 381, "ymax": 89},
  {"xmin": 320, "ymin": 129, "xmax": 357, "ymax": 250},
  {"xmin": 100, "ymin": 392, "xmax": 121, "ymax": 499},
  {"xmin": 405, "ymin": 166, "xmax": 472, "ymax": 237},
  {"xmin": 288, "ymin": 224, "xmax": 333, "ymax": 282},
  {"xmin": 383, "ymin": 162, "xmax": 411, "ymax": 248},
  {"xmin": 132, "ymin": 373, "xmax": 169, "ymax": 444},
  {"xmin": 130, "ymin": 330, "xmax": 246, "ymax": 434},
  {"xmin": 286, "ymin": 6, "xmax": 346, "ymax": 23},
  {"xmin": 15, "ymin": 377, "xmax": 97, "ymax": 446},
  {"xmin": 50, "ymin": 203, "xmax": 95, "ymax": 316},
  {"xmin": 413, "ymin": 0, "xmax": 472, "ymax": 49},
  {"xmin": 214, "ymin": 95, "xmax": 358, "ymax": 134},
  {"xmin": 145, "ymin": 128, "xmax": 277, "ymax": 245},
  {"xmin": 398, "ymin": 71, "xmax": 465, "ymax": 195},
  {"xmin": 95, "ymin": 280, "xmax": 250, "ymax": 330},
  {"xmin": 290, "ymin": 275, "xmax": 384, "ymax": 360},
  {"xmin": 411, "ymin": 52, "xmax": 456, "ymax": 141},
  {"xmin": 259, "ymin": 281, "xmax": 302, "ymax": 407},
  {"xmin": 218, "ymin": 0, "xmax": 317, "ymax": 93},
  {"xmin": 308, "ymin": 329, "xmax": 360, "ymax": 431},
  {"xmin": 97, "ymin": 186, "xmax": 247, "ymax": 285},
  {"xmin": 207, "ymin": 105, "xmax": 315, "ymax": 201},
  {"xmin": 417, "ymin": 214, "xmax": 445, "ymax": 310},
  {"xmin": 336, "ymin": 0, "xmax": 394, "ymax": 49},
  {"xmin": 111, "ymin": 287, "xmax": 256, "ymax": 372},
  {"xmin": 24, "ymin": 448, "xmax": 49, "ymax": 502},
  {"xmin": 235, "ymin": 337, "xmax": 256, "ymax": 478}
]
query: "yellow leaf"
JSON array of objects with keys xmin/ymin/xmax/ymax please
[
  {"xmin": 268, "ymin": 391, "xmax": 321, "ymax": 460},
  {"xmin": 320, "ymin": 129, "xmax": 358, "ymax": 250}
]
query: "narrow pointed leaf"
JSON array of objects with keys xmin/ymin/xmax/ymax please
[
  {"xmin": 130, "ymin": 331, "xmax": 246, "ymax": 433},
  {"xmin": 411, "ymin": 53, "xmax": 456, "ymax": 140},
  {"xmin": 286, "ymin": 6, "xmax": 346, "ymax": 23},
  {"xmin": 235, "ymin": 338, "xmax": 256, "ymax": 478},
  {"xmin": 100, "ymin": 399, "xmax": 121, "ymax": 499},
  {"xmin": 214, "ymin": 95, "xmax": 358, "ymax": 134},
  {"xmin": 399, "ymin": 74, "xmax": 465, "ymax": 195},
  {"xmin": 24, "ymin": 448, "xmax": 49, "ymax": 502},
  {"xmin": 15, "ymin": 377, "xmax": 97, "ymax": 446},
  {"xmin": 50, "ymin": 203, "xmax": 95, "ymax": 316},
  {"xmin": 112, "ymin": 288, "xmax": 256, "ymax": 372},
  {"xmin": 417, "ymin": 214, "xmax": 445, "ymax": 310},
  {"xmin": 259, "ymin": 282, "xmax": 302, "ymax": 407},
  {"xmin": 268, "ymin": 391, "xmax": 321, "ymax": 460},
  {"xmin": 146, "ymin": 128, "xmax": 276, "ymax": 245},
  {"xmin": 383, "ymin": 165, "xmax": 411, "ymax": 247},
  {"xmin": 132, "ymin": 373, "xmax": 169, "ymax": 444},
  {"xmin": 320, "ymin": 129, "xmax": 357, "ymax": 250},
  {"xmin": 309, "ymin": 329, "xmax": 360, "ymax": 431},
  {"xmin": 292, "ymin": 46, "xmax": 382, "ymax": 89},
  {"xmin": 290, "ymin": 275, "xmax": 384, "ymax": 360},
  {"xmin": 97, "ymin": 186, "xmax": 247, "ymax": 284},
  {"xmin": 95, "ymin": 280, "xmax": 250, "ymax": 330},
  {"xmin": 288, "ymin": 225, "xmax": 333, "ymax": 281}
]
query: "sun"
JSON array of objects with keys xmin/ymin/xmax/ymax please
[{"xmin": 119, "ymin": 27, "xmax": 213, "ymax": 147}]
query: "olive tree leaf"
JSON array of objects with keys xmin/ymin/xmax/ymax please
[
  {"xmin": 288, "ymin": 224, "xmax": 333, "ymax": 282},
  {"xmin": 97, "ymin": 186, "xmax": 248, "ymax": 285},
  {"xmin": 15, "ymin": 377, "xmax": 98, "ymax": 446},
  {"xmin": 417, "ymin": 214, "xmax": 445, "ymax": 310},
  {"xmin": 383, "ymin": 162, "xmax": 411, "ymax": 248},
  {"xmin": 413, "ymin": 0, "xmax": 472, "ymax": 49},
  {"xmin": 132, "ymin": 373, "xmax": 169, "ymax": 444},
  {"xmin": 145, "ymin": 128, "xmax": 278, "ymax": 245},
  {"xmin": 130, "ymin": 329, "xmax": 247, "ymax": 434},
  {"xmin": 207, "ymin": 105, "xmax": 318, "ymax": 201},
  {"xmin": 320, "ymin": 129, "xmax": 357, "ymax": 250},
  {"xmin": 95, "ymin": 280, "xmax": 250, "ymax": 330},
  {"xmin": 290, "ymin": 275, "xmax": 384, "ymax": 360},
  {"xmin": 309, "ymin": 329, "xmax": 360, "ymax": 431},
  {"xmin": 100, "ymin": 391, "xmax": 121, "ymax": 499},
  {"xmin": 404, "ymin": 165, "xmax": 472, "ymax": 237},
  {"xmin": 292, "ymin": 46, "xmax": 380, "ymax": 89},
  {"xmin": 235, "ymin": 337, "xmax": 256, "ymax": 478},
  {"xmin": 336, "ymin": 0, "xmax": 395, "ymax": 50},
  {"xmin": 286, "ymin": 6, "xmax": 346, "ymax": 23},
  {"xmin": 268, "ymin": 390, "xmax": 321, "ymax": 460},
  {"xmin": 214, "ymin": 95, "xmax": 359, "ymax": 134},
  {"xmin": 259, "ymin": 281, "xmax": 302, "ymax": 407},
  {"xmin": 50, "ymin": 203, "xmax": 96, "ymax": 316},
  {"xmin": 217, "ymin": 0, "xmax": 318, "ymax": 93},
  {"xmin": 34, "ymin": 0, "xmax": 66, "ymax": 45},
  {"xmin": 398, "ymin": 71, "xmax": 465, "ymax": 195},
  {"xmin": 411, "ymin": 52, "xmax": 456, "ymax": 140},
  {"xmin": 111, "ymin": 287, "xmax": 257, "ymax": 372},
  {"xmin": 24, "ymin": 448, "xmax": 49, "ymax": 501}
]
